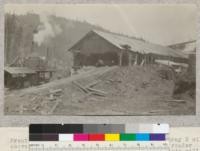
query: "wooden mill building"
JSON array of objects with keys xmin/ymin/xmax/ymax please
[
  {"xmin": 4, "ymin": 55, "xmax": 55, "ymax": 89},
  {"xmin": 168, "ymin": 40, "xmax": 196, "ymax": 78},
  {"xmin": 69, "ymin": 30, "xmax": 187, "ymax": 67}
]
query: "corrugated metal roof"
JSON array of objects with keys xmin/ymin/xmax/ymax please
[
  {"xmin": 182, "ymin": 42, "xmax": 196, "ymax": 55},
  {"xmin": 168, "ymin": 40, "xmax": 196, "ymax": 56},
  {"xmin": 92, "ymin": 30, "xmax": 186, "ymax": 58},
  {"xmin": 4, "ymin": 67, "xmax": 36, "ymax": 74}
]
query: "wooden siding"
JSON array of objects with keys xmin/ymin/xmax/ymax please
[{"xmin": 188, "ymin": 53, "xmax": 196, "ymax": 78}]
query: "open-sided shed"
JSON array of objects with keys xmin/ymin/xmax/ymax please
[{"xmin": 69, "ymin": 30, "xmax": 187, "ymax": 67}]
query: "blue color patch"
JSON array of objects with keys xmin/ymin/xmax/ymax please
[{"xmin": 136, "ymin": 133, "xmax": 150, "ymax": 141}]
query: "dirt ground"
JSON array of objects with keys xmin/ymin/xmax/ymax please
[{"xmin": 4, "ymin": 65, "xmax": 195, "ymax": 115}]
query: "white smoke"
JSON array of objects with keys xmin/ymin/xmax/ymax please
[{"xmin": 34, "ymin": 14, "xmax": 62, "ymax": 46}]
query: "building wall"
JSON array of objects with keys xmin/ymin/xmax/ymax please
[
  {"xmin": 4, "ymin": 72, "xmax": 38, "ymax": 89},
  {"xmin": 71, "ymin": 32, "xmax": 121, "ymax": 66},
  {"xmin": 188, "ymin": 53, "xmax": 196, "ymax": 79}
]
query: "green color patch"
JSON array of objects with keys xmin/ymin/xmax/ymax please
[{"xmin": 120, "ymin": 134, "xmax": 136, "ymax": 141}]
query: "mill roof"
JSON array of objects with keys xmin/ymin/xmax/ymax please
[
  {"xmin": 69, "ymin": 30, "xmax": 186, "ymax": 58},
  {"xmin": 4, "ymin": 67, "xmax": 36, "ymax": 74},
  {"xmin": 92, "ymin": 30, "xmax": 186, "ymax": 58}
]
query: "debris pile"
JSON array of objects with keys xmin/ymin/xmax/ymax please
[
  {"xmin": 5, "ymin": 65, "xmax": 195, "ymax": 115},
  {"xmin": 92, "ymin": 65, "xmax": 174, "ymax": 98},
  {"xmin": 54, "ymin": 65, "xmax": 177, "ymax": 115}
]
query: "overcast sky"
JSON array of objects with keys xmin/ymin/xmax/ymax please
[{"xmin": 5, "ymin": 4, "xmax": 197, "ymax": 45}]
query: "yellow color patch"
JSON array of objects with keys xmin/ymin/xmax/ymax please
[{"xmin": 105, "ymin": 134, "xmax": 120, "ymax": 141}]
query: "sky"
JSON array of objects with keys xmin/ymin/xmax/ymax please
[{"xmin": 5, "ymin": 4, "xmax": 197, "ymax": 45}]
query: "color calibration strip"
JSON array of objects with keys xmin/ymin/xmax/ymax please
[
  {"xmin": 29, "ymin": 124, "xmax": 168, "ymax": 141},
  {"xmin": 30, "ymin": 133, "xmax": 166, "ymax": 141}
]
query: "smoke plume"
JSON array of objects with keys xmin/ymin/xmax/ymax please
[{"xmin": 34, "ymin": 14, "xmax": 62, "ymax": 46}]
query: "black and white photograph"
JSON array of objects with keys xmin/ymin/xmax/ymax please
[{"xmin": 4, "ymin": 4, "xmax": 196, "ymax": 115}]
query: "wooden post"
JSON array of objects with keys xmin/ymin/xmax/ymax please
[
  {"xmin": 118, "ymin": 51, "xmax": 123, "ymax": 66},
  {"xmin": 134, "ymin": 53, "xmax": 138, "ymax": 65},
  {"xmin": 128, "ymin": 52, "xmax": 131, "ymax": 66},
  {"xmin": 128, "ymin": 52, "xmax": 132, "ymax": 66},
  {"xmin": 144, "ymin": 55, "xmax": 146, "ymax": 65},
  {"xmin": 140, "ymin": 59, "xmax": 145, "ymax": 66},
  {"xmin": 146, "ymin": 55, "xmax": 148, "ymax": 65}
]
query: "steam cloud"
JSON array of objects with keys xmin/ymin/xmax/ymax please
[{"xmin": 34, "ymin": 14, "xmax": 62, "ymax": 46}]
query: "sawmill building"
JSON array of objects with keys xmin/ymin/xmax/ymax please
[{"xmin": 69, "ymin": 30, "xmax": 187, "ymax": 67}]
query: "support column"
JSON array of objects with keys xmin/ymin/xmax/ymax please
[
  {"xmin": 144, "ymin": 55, "xmax": 146, "ymax": 65},
  {"xmin": 128, "ymin": 52, "xmax": 132, "ymax": 66},
  {"xmin": 118, "ymin": 51, "xmax": 123, "ymax": 66},
  {"xmin": 134, "ymin": 53, "xmax": 138, "ymax": 65}
]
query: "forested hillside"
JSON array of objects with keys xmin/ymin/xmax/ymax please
[{"xmin": 4, "ymin": 13, "xmax": 107, "ymax": 67}]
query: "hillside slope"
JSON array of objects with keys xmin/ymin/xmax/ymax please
[
  {"xmin": 5, "ymin": 65, "xmax": 195, "ymax": 115},
  {"xmin": 5, "ymin": 13, "xmax": 107, "ymax": 67}
]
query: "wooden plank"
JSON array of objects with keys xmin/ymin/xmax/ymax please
[
  {"xmin": 85, "ymin": 80, "xmax": 102, "ymax": 88},
  {"xmin": 49, "ymin": 89, "xmax": 62, "ymax": 94},
  {"xmin": 72, "ymin": 81, "xmax": 89, "ymax": 93},
  {"xmin": 168, "ymin": 100, "xmax": 186, "ymax": 103},
  {"xmin": 48, "ymin": 99, "xmax": 62, "ymax": 114},
  {"xmin": 91, "ymin": 92, "xmax": 106, "ymax": 97},
  {"xmin": 87, "ymin": 87, "xmax": 107, "ymax": 95}
]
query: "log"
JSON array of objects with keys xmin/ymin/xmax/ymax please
[
  {"xmin": 72, "ymin": 81, "xmax": 89, "ymax": 93},
  {"xmin": 86, "ymin": 80, "xmax": 102, "ymax": 88},
  {"xmin": 87, "ymin": 87, "xmax": 107, "ymax": 95},
  {"xmin": 32, "ymin": 103, "xmax": 40, "ymax": 111},
  {"xmin": 91, "ymin": 92, "xmax": 106, "ymax": 97},
  {"xmin": 107, "ymin": 79, "xmax": 121, "ymax": 83},
  {"xmin": 168, "ymin": 100, "xmax": 186, "ymax": 103},
  {"xmin": 48, "ymin": 99, "xmax": 62, "ymax": 114},
  {"xmin": 73, "ymin": 81, "xmax": 106, "ymax": 97},
  {"xmin": 49, "ymin": 89, "xmax": 63, "ymax": 94}
]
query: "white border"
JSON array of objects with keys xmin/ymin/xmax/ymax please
[{"xmin": 0, "ymin": 0, "xmax": 199, "ymax": 126}]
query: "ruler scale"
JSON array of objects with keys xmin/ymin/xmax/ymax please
[{"xmin": 29, "ymin": 142, "xmax": 169, "ymax": 151}]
